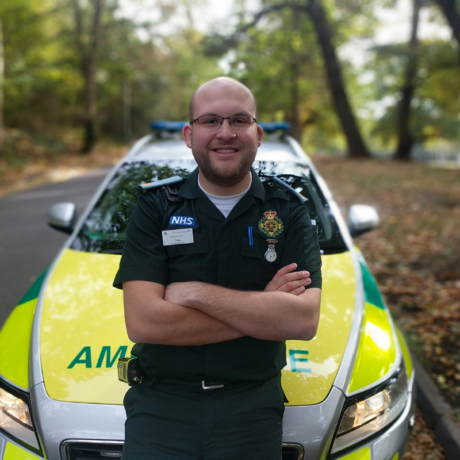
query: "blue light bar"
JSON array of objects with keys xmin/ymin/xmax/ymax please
[
  {"xmin": 151, "ymin": 121, "xmax": 188, "ymax": 132},
  {"xmin": 259, "ymin": 122, "xmax": 291, "ymax": 134},
  {"xmin": 151, "ymin": 120, "xmax": 290, "ymax": 134}
]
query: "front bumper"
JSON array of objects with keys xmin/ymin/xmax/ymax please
[
  {"xmin": 282, "ymin": 374, "xmax": 415, "ymax": 460},
  {"xmin": 0, "ymin": 376, "xmax": 414, "ymax": 460}
]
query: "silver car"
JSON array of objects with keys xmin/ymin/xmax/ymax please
[{"xmin": 0, "ymin": 122, "xmax": 414, "ymax": 460}]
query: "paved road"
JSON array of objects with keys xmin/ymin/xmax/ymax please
[{"xmin": 0, "ymin": 167, "xmax": 113, "ymax": 327}]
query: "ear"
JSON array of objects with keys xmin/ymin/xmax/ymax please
[
  {"xmin": 183, "ymin": 124, "xmax": 193, "ymax": 148},
  {"xmin": 256, "ymin": 124, "xmax": 263, "ymax": 147}
]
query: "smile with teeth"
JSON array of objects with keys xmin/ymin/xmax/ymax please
[{"xmin": 214, "ymin": 149, "xmax": 238, "ymax": 153}]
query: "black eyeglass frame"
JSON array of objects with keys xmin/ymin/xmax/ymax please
[{"xmin": 191, "ymin": 115, "xmax": 257, "ymax": 129}]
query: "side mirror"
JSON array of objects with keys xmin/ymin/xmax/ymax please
[
  {"xmin": 47, "ymin": 203, "xmax": 77, "ymax": 234},
  {"xmin": 348, "ymin": 204, "xmax": 379, "ymax": 237}
]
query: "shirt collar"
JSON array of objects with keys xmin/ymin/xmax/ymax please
[{"xmin": 180, "ymin": 167, "xmax": 266, "ymax": 202}]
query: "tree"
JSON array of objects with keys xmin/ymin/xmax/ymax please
[
  {"xmin": 0, "ymin": 1, "xmax": 80, "ymax": 133},
  {"xmin": 214, "ymin": 0, "xmax": 371, "ymax": 157},
  {"xmin": 307, "ymin": 0, "xmax": 370, "ymax": 158},
  {"xmin": 368, "ymin": 37, "xmax": 460, "ymax": 150},
  {"xmin": 93, "ymin": 0, "xmax": 222, "ymax": 141},
  {"xmin": 394, "ymin": 0, "xmax": 422, "ymax": 160},
  {"xmin": 0, "ymin": 0, "xmax": 224, "ymax": 157},
  {"xmin": 72, "ymin": 0, "xmax": 105, "ymax": 153},
  {"xmin": 434, "ymin": 0, "xmax": 460, "ymax": 49},
  {"xmin": 222, "ymin": 6, "xmax": 339, "ymax": 148}
]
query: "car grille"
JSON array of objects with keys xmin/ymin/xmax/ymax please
[
  {"xmin": 61, "ymin": 440, "xmax": 123, "ymax": 460},
  {"xmin": 282, "ymin": 443, "xmax": 304, "ymax": 460},
  {"xmin": 61, "ymin": 440, "xmax": 303, "ymax": 460}
]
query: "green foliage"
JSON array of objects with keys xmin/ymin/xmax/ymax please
[
  {"xmin": 221, "ymin": 0, "xmax": 377, "ymax": 152},
  {"xmin": 1, "ymin": 0, "xmax": 459, "ymax": 157},
  {"xmin": 367, "ymin": 38, "xmax": 460, "ymax": 146},
  {"xmin": 0, "ymin": 0, "xmax": 222, "ymax": 144},
  {"xmin": 0, "ymin": 0, "xmax": 80, "ymax": 129},
  {"xmin": 223, "ymin": 4, "xmax": 334, "ymax": 147}
]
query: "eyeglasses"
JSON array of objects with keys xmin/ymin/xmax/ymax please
[{"xmin": 191, "ymin": 115, "xmax": 257, "ymax": 130}]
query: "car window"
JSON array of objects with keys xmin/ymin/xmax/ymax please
[{"xmin": 71, "ymin": 160, "xmax": 346, "ymax": 254}]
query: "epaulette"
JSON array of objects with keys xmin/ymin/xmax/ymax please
[
  {"xmin": 138, "ymin": 176, "xmax": 183, "ymax": 193},
  {"xmin": 269, "ymin": 176, "xmax": 308, "ymax": 204}
]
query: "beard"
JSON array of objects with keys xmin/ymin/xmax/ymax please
[{"xmin": 192, "ymin": 145, "xmax": 257, "ymax": 188}]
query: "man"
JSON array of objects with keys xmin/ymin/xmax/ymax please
[{"xmin": 113, "ymin": 77, "xmax": 322, "ymax": 460}]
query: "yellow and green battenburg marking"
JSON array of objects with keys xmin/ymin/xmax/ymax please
[
  {"xmin": 0, "ymin": 270, "xmax": 48, "ymax": 390},
  {"xmin": 335, "ymin": 445, "xmax": 371, "ymax": 460},
  {"xmin": 347, "ymin": 253, "xmax": 398, "ymax": 394},
  {"xmin": 337, "ymin": 446, "xmax": 397, "ymax": 460},
  {"xmin": 283, "ymin": 248, "xmax": 411, "ymax": 404},
  {"xmin": 39, "ymin": 250, "xmax": 129, "ymax": 404},
  {"xmin": 3, "ymin": 442, "xmax": 41, "ymax": 460},
  {"xmin": 282, "ymin": 251, "xmax": 356, "ymax": 405}
]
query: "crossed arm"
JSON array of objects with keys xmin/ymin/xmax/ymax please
[{"xmin": 123, "ymin": 263, "xmax": 321, "ymax": 346}]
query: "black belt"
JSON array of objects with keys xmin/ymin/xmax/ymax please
[
  {"xmin": 147, "ymin": 377, "xmax": 290, "ymax": 399},
  {"xmin": 156, "ymin": 378, "xmax": 227, "ymax": 390}
]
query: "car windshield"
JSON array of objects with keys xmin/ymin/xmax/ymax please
[{"xmin": 71, "ymin": 160, "xmax": 346, "ymax": 254}]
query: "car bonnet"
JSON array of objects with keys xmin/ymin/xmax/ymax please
[{"xmin": 37, "ymin": 248, "xmax": 359, "ymax": 405}]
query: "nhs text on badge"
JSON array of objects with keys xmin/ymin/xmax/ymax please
[{"xmin": 169, "ymin": 216, "xmax": 195, "ymax": 226}]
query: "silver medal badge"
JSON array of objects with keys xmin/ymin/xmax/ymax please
[{"xmin": 264, "ymin": 239, "xmax": 278, "ymax": 263}]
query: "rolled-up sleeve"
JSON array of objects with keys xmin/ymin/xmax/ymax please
[{"xmin": 279, "ymin": 199, "xmax": 322, "ymax": 290}]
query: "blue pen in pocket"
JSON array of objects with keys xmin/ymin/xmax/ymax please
[{"xmin": 248, "ymin": 226, "xmax": 254, "ymax": 246}]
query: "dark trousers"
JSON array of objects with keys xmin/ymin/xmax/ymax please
[{"xmin": 122, "ymin": 374, "xmax": 285, "ymax": 460}]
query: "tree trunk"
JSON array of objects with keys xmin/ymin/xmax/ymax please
[
  {"xmin": 123, "ymin": 79, "xmax": 132, "ymax": 145},
  {"xmin": 394, "ymin": 0, "xmax": 421, "ymax": 161},
  {"xmin": 0, "ymin": 20, "xmax": 4, "ymax": 156},
  {"xmin": 435, "ymin": 0, "xmax": 460, "ymax": 48},
  {"xmin": 73, "ymin": 0, "xmax": 104, "ymax": 154},
  {"xmin": 306, "ymin": 0, "xmax": 371, "ymax": 158},
  {"xmin": 287, "ymin": 9, "xmax": 302, "ymax": 142}
]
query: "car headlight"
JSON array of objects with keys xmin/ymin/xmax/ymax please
[
  {"xmin": 331, "ymin": 365, "xmax": 408, "ymax": 454},
  {"xmin": 0, "ymin": 383, "xmax": 41, "ymax": 453}
]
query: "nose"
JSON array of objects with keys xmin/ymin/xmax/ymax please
[{"xmin": 216, "ymin": 118, "xmax": 236, "ymax": 139}]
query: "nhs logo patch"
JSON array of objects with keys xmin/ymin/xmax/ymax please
[{"xmin": 169, "ymin": 216, "xmax": 195, "ymax": 226}]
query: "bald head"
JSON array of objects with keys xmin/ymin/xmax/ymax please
[{"xmin": 189, "ymin": 77, "xmax": 257, "ymax": 121}]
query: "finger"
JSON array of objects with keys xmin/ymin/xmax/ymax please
[
  {"xmin": 278, "ymin": 271, "xmax": 310, "ymax": 283},
  {"xmin": 272, "ymin": 263, "xmax": 298, "ymax": 281},
  {"xmin": 288, "ymin": 286, "xmax": 306, "ymax": 295},
  {"xmin": 265, "ymin": 264, "xmax": 298, "ymax": 291},
  {"xmin": 276, "ymin": 277, "xmax": 311, "ymax": 293},
  {"xmin": 273, "ymin": 271, "xmax": 310, "ymax": 290}
]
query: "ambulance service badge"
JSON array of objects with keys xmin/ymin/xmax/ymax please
[{"xmin": 258, "ymin": 210, "xmax": 284, "ymax": 238}]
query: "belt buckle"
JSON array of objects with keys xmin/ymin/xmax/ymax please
[{"xmin": 201, "ymin": 380, "xmax": 224, "ymax": 390}]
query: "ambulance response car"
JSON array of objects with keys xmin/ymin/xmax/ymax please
[{"xmin": 0, "ymin": 122, "xmax": 415, "ymax": 460}]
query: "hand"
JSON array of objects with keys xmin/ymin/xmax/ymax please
[{"xmin": 264, "ymin": 263, "xmax": 311, "ymax": 295}]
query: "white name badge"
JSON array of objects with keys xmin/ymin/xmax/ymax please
[{"xmin": 162, "ymin": 228, "xmax": 194, "ymax": 246}]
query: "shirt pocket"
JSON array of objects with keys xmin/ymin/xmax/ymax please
[
  {"xmin": 240, "ymin": 238, "xmax": 285, "ymax": 290},
  {"xmin": 166, "ymin": 237, "xmax": 210, "ymax": 282}
]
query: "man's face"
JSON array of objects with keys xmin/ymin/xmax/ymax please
[{"xmin": 183, "ymin": 81, "xmax": 263, "ymax": 188}]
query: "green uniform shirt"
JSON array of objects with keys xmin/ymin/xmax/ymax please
[{"xmin": 114, "ymin": 167, "xmax": 322, "ymax": 382}]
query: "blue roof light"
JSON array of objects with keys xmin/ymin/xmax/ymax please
[
  {"xmin": 151, "ymin": 121, "xmax": 188, "ymax": 132},
  {"xmin": 259, "ymin": 122, "xmax": 291, "ymax": 134},
  {"xmin": 151, "ymin": 120, "xmax": 290, "ymax": 134}
]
